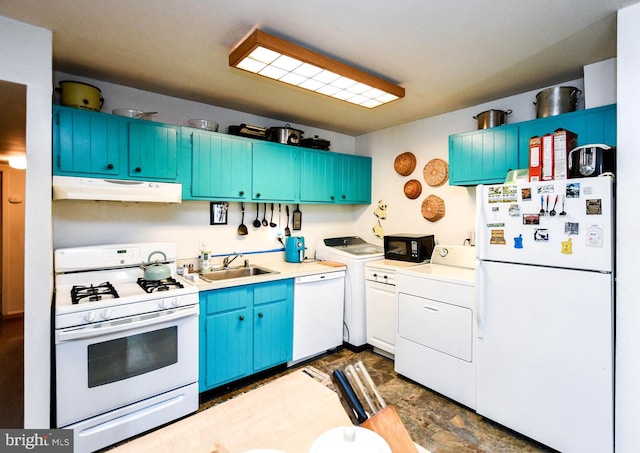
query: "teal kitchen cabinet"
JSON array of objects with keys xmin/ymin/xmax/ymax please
[
  {"xmin": 127, "ymin": 120, "xmax": 179, "ymax": 181},
  {"xmin": 53, "ymin": 105, "xmax": 180, "ymax": 181},
  {"xmin": 188, "ymin": 129, "xmax": 252, "ymax": 200},
  {"xmin": 299, "ymin": 148, "xmax": 335, "ymax": 203},
  {"xmin": 335, "ymin": 154, "xmax": 372, "ymax": 204},
  {"xmin": 251, "ymin": 141, "xmax": 300, "ymax": 202},
  {"xmin": 199, "ymin": 279, "xmax": 293, "ymax": 392},
  {"xmin": 299, "ymin": 150, "xmax": 372, "ymax": 204},
  {"xmin": 53, "ymin": 105, "xmax": 124, "ymax": 177},
  {"xmin": 516, "ymin": 104, "xmax": 617, "ymax": 169},
  {"xmin": 449, "ymin": 124, "xmax": 519, "ymax": 186}
]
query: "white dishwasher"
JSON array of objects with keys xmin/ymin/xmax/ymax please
[{"xmin": 290, "ymin": 270, "xmax": 346, "ymax": 365}]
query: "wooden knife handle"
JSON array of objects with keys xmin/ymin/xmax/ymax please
[{"xmin": 360, "ymin": 405, "xmax": 418, "ymax": 453}]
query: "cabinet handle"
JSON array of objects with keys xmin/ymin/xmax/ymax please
[
  {"xmin": 258, "ymin": 312, "xmax": 264, "ymax": 318},
  {"xmin": 239, "ymin": 190, "xmax": 245, "ymax": 196},
  {"xmin": 239, "ymin": 315, "xmax": 245, "ymax": 321},
  {"xmin": 330, "ymin": 195, "xmax": 335, "ymax": 200},
  {"xmin": 134, "ymin": 167, "xmax": 142, "ymax": 173},
  {"xmin": 373, "ymin": 273, "xmax": 378, "ymax": 277},
  {"xmin": 341, "ymin": 194, "xmax": 346, "ymax": 199},
  {"xmin": 255, "ymin": 192, "xmax": 261, "ymax": 198},
  {"xmin": 107, "ymin": 163, "xmax": 114, "ymax": 170}
]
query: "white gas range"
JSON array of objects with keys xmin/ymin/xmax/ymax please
[{"xmin": 53, "ymin": 242, "xmax": 199, "ymax": 453}]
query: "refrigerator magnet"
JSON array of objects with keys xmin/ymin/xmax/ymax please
[
  {"xmin": 586, "ymin": 199, "xmax": 602, "ymax": 215},
  {"xmin": 521, "ymin": 187, "xmax": 532, "ymax": 200},
  {"xmin": 586, "ymin": 224, "xmax": 604, "ymax": 247},
  {"xmin": 534, "ymin": 229, "xmax": 549, "ymax": 241},
  {"xmin": 509, "ymin": 204, "xmax": 521, "ymax": 216},
  {"xmin": 537, "ymin": 184, "xmax": 555, "ymax": 194},
  {"xmin": 513, "ymin": 234, "xmax": 523, "ymax": 248},
  {"xmin": 561, "ymin": 237, "xmax": 573, "ymax": 254},
  {"xmin": 523, "ymin": 213, "xmax": 540, "ymax": 225},
  {"xmin": 566, "ymin": 183, "xmax": 580, "ymax": 198},
  {"xmin": 490, "ymin": 229, "xmax": 506, "ymax": 245},
  {"xmin": 564, "ymin": 222, "xmax": 579, "ymax": 235}
]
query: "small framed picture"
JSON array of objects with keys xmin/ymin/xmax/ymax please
[{"xmin": 210, "ymin": 202, "xmax": 229, "ymax": 225}]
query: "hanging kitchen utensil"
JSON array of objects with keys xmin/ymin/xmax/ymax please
[
  {"xmin": 253, "ymin": 204, "xmax": 261, "ymax": 228},
  {"xmin": 539, "ymin": 196, "xmax": 545, "ymax": 215},
  {"xmin": 550, "ymin": 195, "xmax": 559, "ymax": 216},
  {"xmin": 285, "ymin": 206, "xmax": 291, "ymax": 237},
  {"xmin": 292, "ymin": 204, "xmax": 302, "ymax": 230},
  {"xmin": 262, "ymin": 203, "xmax": 269, "ymax": 226},
  {"xmin": 139, "ymin": 251, "xmax": 171, "ymax": 281},
  {"xmin": 546, "ymin": 195, "xmax": 550, "ymax": 214},
  {"xmin": 270, "ymin": 203, "xmax": 276, "ymax": 227},
  {"xmin": 238, "ymin": 202, "xmax": 248, "ymax": 235},
  {"xmin": 560, "ymin": 195, "xmax": 567, "ymax": 216}
]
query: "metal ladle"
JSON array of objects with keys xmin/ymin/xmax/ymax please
[
  {"xmin": 550, "ymin": 195, "xmax": 559, "ymax": 216},
  {"xmin": 262, "ymin": 203, "xmax": 268, "ymax": 226}
]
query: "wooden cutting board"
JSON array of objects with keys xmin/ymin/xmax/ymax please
[{"xmin": 318, "ymin": 260, "xmax": 346, "ymax": 267}]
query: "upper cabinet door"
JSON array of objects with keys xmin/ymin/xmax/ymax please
[
  {"xmin": 54, "ymin": 106, "xmax": 122, "ymax": 176},
  {"xmin": 449, "ymin": 124, "xmax": 519, "ymax": 186},
  {"xmin": 335, "ymin": 154, "xmax": 372, "ymax": 204},
  {"xmin": 190, "ymin": 131, "xmax": 251, "ymax": 199},
  {"xmin": 128, "ymin": 121, "xmax": 179, "ymax": 180},
  {"xmin": 251, "ymin": 141, "xmax": 300, "ymax": 202},
  {"xmin": 299, "ymin": 149, "xmax": 335, "ymax": 203}
]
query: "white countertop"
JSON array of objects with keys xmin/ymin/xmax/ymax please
[{"xmin": 186, "ymin": 259, "xmax": 346, "ymax": 291}]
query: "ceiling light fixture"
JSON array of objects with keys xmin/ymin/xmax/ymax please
[
  {"xmin": 8, "ymin": 155, "xmax": 27, "ymax": 170},
  {"xmin": 229, "ymin": 29, "xmax": 405, "ymax": 108}
]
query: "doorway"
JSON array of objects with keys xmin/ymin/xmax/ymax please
[{"xmin": 0, "ymin": 79, "xmax": 26, "ymax": 428}]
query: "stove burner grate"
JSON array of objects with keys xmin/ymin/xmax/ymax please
[
  {"xmin": 71, "ymin": 282, "xmax": 119, "ymax": 304},
  {"xmin": 137, "ymin": 277, "xmax": 184, "ymax": 293}
]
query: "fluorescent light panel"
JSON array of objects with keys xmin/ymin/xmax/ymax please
[{"xmin": 230, "ymin": 30, "xmax": 404, "ymax": 108}]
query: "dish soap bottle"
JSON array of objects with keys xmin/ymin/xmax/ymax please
[{"xmin": 200, "ymin": 243, "xmax": 211, "ymax": 272}]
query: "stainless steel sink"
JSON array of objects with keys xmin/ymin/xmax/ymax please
[{"xmin": 198, "ymin": 265, "xmax": 277, "ymax": 282}]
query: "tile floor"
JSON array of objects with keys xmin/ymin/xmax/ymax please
[{"xmin": 200, "ymin": 348, "xmax": 555, "ymax": 453}]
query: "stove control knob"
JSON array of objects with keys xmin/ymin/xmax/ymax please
[
  {"xmin": 84, "ymin": 312, "xmax": 96, "ymax": 323},
  {"xmin": 159, "ymin": 299, "xmax": 170, "ymax": 309},
  {"xmin": 101, "ymin": 309, "xmax": 112, "ymax": 320},
  {"xmin": 171, "ymin": 298, "xmax": 180, "ymax": 307}
]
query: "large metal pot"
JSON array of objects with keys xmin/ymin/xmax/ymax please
[
  {"xmin": 473, "ymin": 109, "xmax": 512, "ymax": 129},
  {"xmin": 57, "ymin": 81, "xmax": 104, "ymax": 111},
  {"xmin": 534, "ymin": 86, "xmax": 582, "ymax": 118},
  {"xmin": 269, "ymin": 124, "xmax": 304, "ymax": 146}
]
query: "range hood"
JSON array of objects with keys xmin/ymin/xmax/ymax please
[{"xmin": 52, "ymin": 176, "xmax": 182, "ymax": 203}]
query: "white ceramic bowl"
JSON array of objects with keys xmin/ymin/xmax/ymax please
[{"xmin": 309, "ymin": 426, "xmax": 391, "ymax": 453}]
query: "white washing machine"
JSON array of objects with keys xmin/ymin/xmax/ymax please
[
  {"xmin": 394, "ymin": 245, "xmax": 477, "ymax": 409},
  {"xmin": 316, "ymin": 237, "xmax": 384, "ymax": 347}
]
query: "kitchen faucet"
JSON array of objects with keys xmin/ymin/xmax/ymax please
[{"xmin": 222, "ymin": 252, "xmax": 243, "ymax": 268}]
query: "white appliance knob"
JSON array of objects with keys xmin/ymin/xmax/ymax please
[
  {"xmin": 171, "ymin": 298, "xmax": 180, "ymax": 307},
  {"xmin": 101, "ymin": 309, "xmax": 112, "ymax": 320},
  {"xmin": 159, "ymin": 299, "xmax": 169, "ymax": 309},
  {"xmin": 84, "ymin": 312, "xmax": 96, "ymax": 322},
  {"xmin": 439, "ymin": 248, "xmax": 449, "ymax": 257}
]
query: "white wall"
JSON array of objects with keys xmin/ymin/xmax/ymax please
[
  {"xmin": 615, "ymin": 5, "xmax": 640, "ymax": 452},
  {"xmin": 0, "ymin": 15, "xmax": 52, "ymax": 428},
  {"xmin": 354, "ymin": 79, "xmax": 585, "ymax": 247}
]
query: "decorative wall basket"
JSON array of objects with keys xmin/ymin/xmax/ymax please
[
  {"xmin": 423, "ymin": 158, "xmax": 449, "ymax": 186},
  {"xmin": 421, "ymin": 195, "xmax": 446, "ymax": 222},
  {"xmin": 403, "ymin": 179, "xmax": 422, "ymax": 199},
  {"xmin": 394, "ymin": 152, "xmax": 417, "ymax": 176}
]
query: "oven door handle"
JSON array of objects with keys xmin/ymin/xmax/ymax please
[{"xmin": 56, "ymin": 305, "xmax": 199, "ymax": 342}]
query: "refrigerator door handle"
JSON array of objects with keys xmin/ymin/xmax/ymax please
[{"xmin": 476, "ymin": 260, "xmax": 485, "ymax": 339}]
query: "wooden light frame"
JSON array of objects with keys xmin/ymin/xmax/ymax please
[{"xmin": 229, "ymin": 29, "xmax": 405, "ymax": 108}]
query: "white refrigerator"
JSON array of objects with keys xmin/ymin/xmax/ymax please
[{"xmin": 475, "ymin": 176, "xmax": 614, "ymax": 453}]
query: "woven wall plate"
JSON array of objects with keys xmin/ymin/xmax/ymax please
[
  {"xmin": 403, "ymin": 179, "xmax": 422, "ymax": 199},
  {"xmin": 421, "ymin": 195, "xmax": 446, "ymax": 222},
  {"xmin": 423, "ymin": 158, "xmax": 449, "ymax": 186},
  {"xmin": 394, "ymin": 152, "xmax": 417, "ymax": 176}
]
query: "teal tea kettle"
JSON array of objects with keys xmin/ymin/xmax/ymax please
[{"xmin": 285, "ymin": 236, "xmax": 305, "ymax": 263}]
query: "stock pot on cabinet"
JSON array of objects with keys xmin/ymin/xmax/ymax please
[{"xmin": 57, "ymin": 80, "xmax": 104, "ymax": 111}]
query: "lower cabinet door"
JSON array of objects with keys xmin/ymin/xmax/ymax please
[
  {"xmin": 253, "ymin": 300, "xmax": 293, "ymax": 372},
  {"xmin": 202, "ymin": 308, "xmax": 251, "ymax": 390}
]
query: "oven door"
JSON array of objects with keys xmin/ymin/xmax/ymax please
[{"xmin": 55, "ymin": 305, "xmax": 199, "ymax": 427}]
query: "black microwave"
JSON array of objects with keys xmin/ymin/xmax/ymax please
[{"xmin": 383, "ymin": 234, "xmax": 435, "ymax": 262}]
